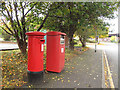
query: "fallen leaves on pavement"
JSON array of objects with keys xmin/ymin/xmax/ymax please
[{"xmin": 2, "ymin": 50, "xmax": 27, "ymax": 88}]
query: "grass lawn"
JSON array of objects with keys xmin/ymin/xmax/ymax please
[
  {"xmin": 1, "ymin": 46, "xmax": 89, "ymax": 88},
  {"xmin": 74, "ymin": 43, "xmax": 82, "ymax": 47}
]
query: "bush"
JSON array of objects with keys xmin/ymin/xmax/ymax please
[
  {"xmin": 73, "ymin": 39, "xmax": 79, "ymax": 45},
  {"xmin": 110, "ymin": 36, "xmax": 115, "ymax": 42}
]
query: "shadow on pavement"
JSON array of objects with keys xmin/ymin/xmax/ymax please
[{"xmin": 27, "ymin": 72, "xmax": 44, "ymax": 84}]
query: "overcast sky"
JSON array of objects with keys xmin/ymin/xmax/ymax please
[{"xmin": 104, "ymin": 10, "xmax": 118, "ymax": 34}]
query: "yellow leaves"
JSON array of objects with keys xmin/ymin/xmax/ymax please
[
  {"xmin": 72, "ymin": 67, "xmax": 75, "ymax": 69},
  {"xmin": 28, "ymin": 86, "xmax": 31, "ymax": 88},
  {"xmin": 9, "ymin": 72, "xmax": 12, "ymax": 75},
  {"xmin": 105, "ymin": 82, "xmax": 108, "ymax": 88},
  {"xmin": 19, "ymin": 70, "xmax": 22, "ymax": 72},
  {"xmin": 66, "ymin": 71, "xmax": 68, "ymax": 73},
  {"xmin": 1, "ymin": 55, "xmax": 3, "ymax": 59},
  {"xmin": 2, "ymin": 65, "xmax": 6, "ymax": 67},
  {"xmin": 60, "ymin": 78, "xmax": 63, "ymax": 79},
  {"xmin": 4, "ymin": 76, "xmax": 6, "ymax": 78},
  {"xmin": 61, "ymin": 80, "xmax": 64, "ymax": 83},
  {"xmin": 52, "ymin": 77, "xmax": 55, "ymax": 80},
  {"xmin": 68, "ymin": 80, "xmax": 70, "ymax": 82},
  {"xmin": 9, "ymin": 59, "xmax": 13, "ymax": 61},
  {"xmin": 2, "ymin": 50, "xmax": 28, "ymax": 88},
  {"xmin": 7, "ymin": 82, "xmax": 9, "ymax": 85},
  {"xmin": 23, "ymin": 81, "xmax": 27, "ymax": 84}
]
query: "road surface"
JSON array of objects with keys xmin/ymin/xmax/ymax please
[
  {"xmin": 0, "ymin": 43, "xmax": 18, "ymax": 50},
  {"xmin": 87, "ymin": 42, "xmax": 118, "ymax": 88}
]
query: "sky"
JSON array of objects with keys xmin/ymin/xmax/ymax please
[{"xmin": 103, "ymin": 11, "xmax": 118, "ymax": 34}]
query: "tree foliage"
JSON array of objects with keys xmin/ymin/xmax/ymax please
[
  {"xmin": 0, "ymin": 2, "xmax": 54, "ymax": 54},
  {"xmin": 44, "ymin": 2, "xmax": 118, "ymax": 49},
  {"xmin": 0, "ymin": 2, "xmax": 119, "ymax": 52},
  {"xmin": 75, "ymin": 19, "xmax": 109, "ymax": 47}
]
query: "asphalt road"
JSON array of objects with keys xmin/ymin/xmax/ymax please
[
  {"xmin": 87, "ymin": 42, "xmax": 118, "ymax": 88},
  {"xmin": 104, "ymin": 43, "xmax": 118, "ymax": 88},
  {"xmin": 0, "ymin": 43, "xmax": 18, "ymax": 50}
]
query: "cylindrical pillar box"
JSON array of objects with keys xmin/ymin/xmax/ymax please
[{"xmin": 26, "ymin": 31, "xmax": 46, "ymax": 73}]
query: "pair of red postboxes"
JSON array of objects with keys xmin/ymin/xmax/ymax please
[{"xmin": 26, "ymin": 31, "xmax": 66, "ymax": 73}]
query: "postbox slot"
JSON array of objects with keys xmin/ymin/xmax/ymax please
[
  {"xmin": 40, "ymin": 39, "xmax": 45, "ymax": 52},
  {"xmin": 40, "ymin": 39, "xmax": 45, "ymax": 42},
  {"xmin": 60, "ymin": 35, "xmax": 65, "ymax": 44},
  {"xmin": 40, "ymin": 39, "xmax": 45, "ymax": 44}
]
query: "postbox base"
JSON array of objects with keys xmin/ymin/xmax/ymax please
[
  {"xmin": 27, "ymin": 70, "xmax": 44, "ymax": 84},
  {"xmin": 47, "ymin": 71, "xmax": 61, "ymax": 73},
  {"xmin": 46, "ymin": 69, "xmax": 64, "ymax": 73},
  {"xmin": 27, "ymin": 70, "xmax": 43, "ymax": 74}
]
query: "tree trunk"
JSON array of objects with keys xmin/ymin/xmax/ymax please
[
  {"xmin": 79, "ymin": 36, "xmax": 86, "ymax": 47},
  {"xmin": 68, "ymin": 33, "xmax": 74, "ymax": 50},
  {"xmin": 16, "ymin": 37, "xmax": 27, "ymax": 55},
  {"xmin": 81, "ymin": 41, "xmax": 86, "ymax": 47}
]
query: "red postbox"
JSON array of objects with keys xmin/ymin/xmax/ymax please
[
  {"xmin": 26, "ymin": 31, "xmax": 46, "ymax": 73},
  {"xmin": 46, "ymin": 31, "xmax": 66, "ymax": 73}
]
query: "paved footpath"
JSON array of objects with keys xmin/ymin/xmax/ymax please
[{"xmin": 21, "ymin": 48, "xmax": 103, "ymax": 88}]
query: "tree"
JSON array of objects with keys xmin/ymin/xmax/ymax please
[
  {"xmin": 0, "ymin": 2, "xmax": 118, "ymax": 53},
  {"xmin": 0, "ymin": 2, "xmax": 64, "ymax": 54},
  {"xmin": 45, "ymin": 2, "xmax": 85, "ymax": 50},
  {"xmin": 75, "ymin": 19, "xmax": 109, "ymax": 47},
  {"xmin": 0, "ymin": 2, "xmax": 55, "ymax": 54},
  {"xmin": 76, "ymin": 26, "xmax": 93, "ymax": 47},
  {"xmin": 44, "ymin": 2, "xmax": 118, "ymax": 50}
]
